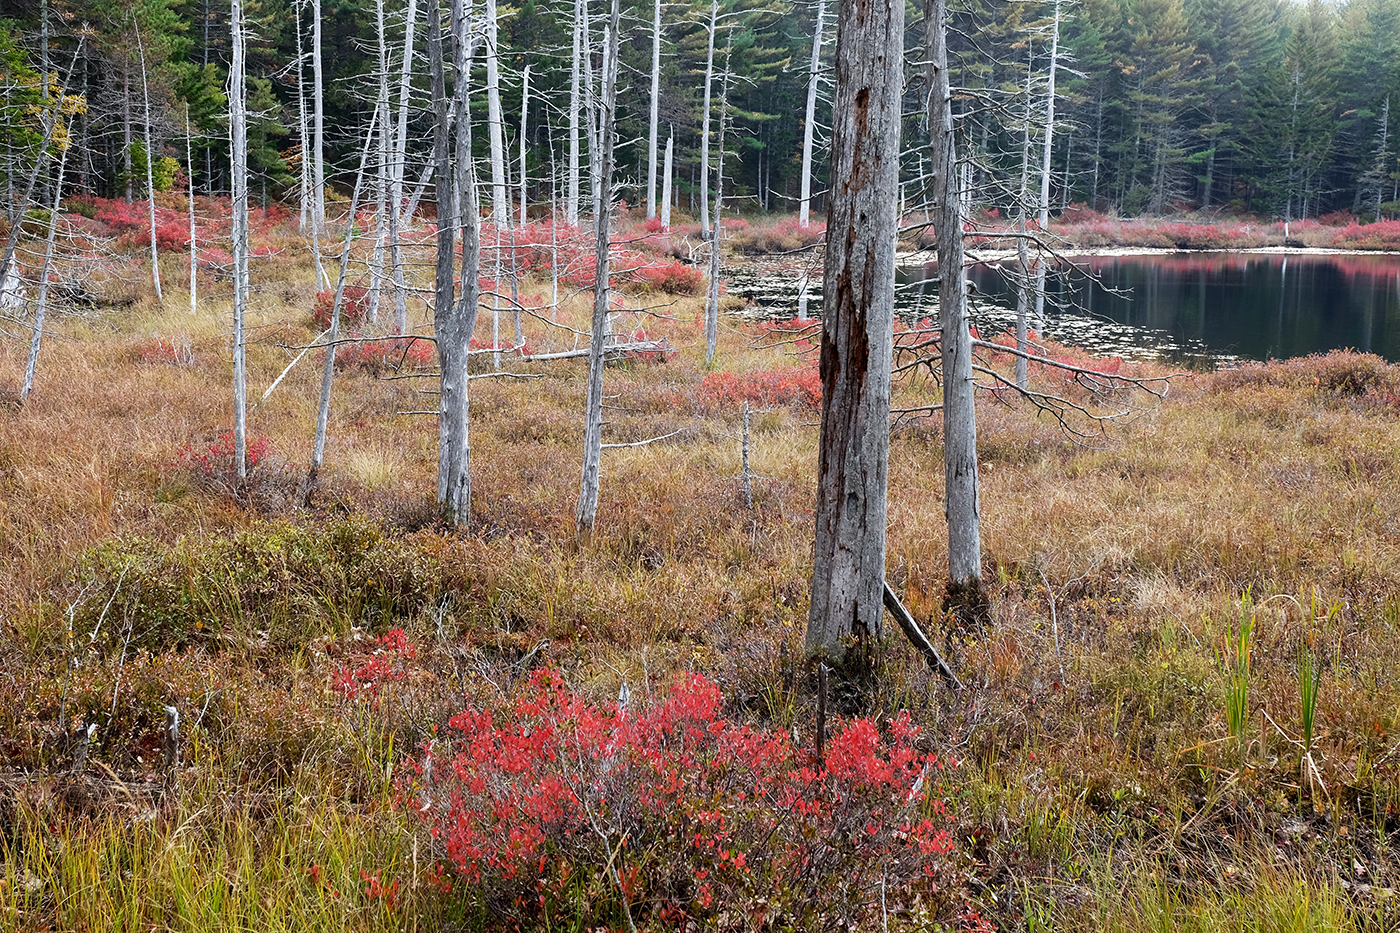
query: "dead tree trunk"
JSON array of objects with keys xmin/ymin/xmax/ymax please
[
  {"xmin": 575, "ymin": 0, "xmax": 621, "ymax": 537},
  {"xmin": 309, "ymin": 110, "xmax": 381, "ymax": 491},
  {"xmin": 231, "ymin": 0, "xmax": 250, "ymax": 483},
  {"xmin": 433, "ymin": 0, "xmax": 482, "ymax": 523},
  {"xmin": 926, "ymin": 0, "xmax": 982, "ymax": 603},
  {"xmin": 798, "ymin": 0, "xmax": 825, "ymax": 227},
  {"xmin": 646, "ymin": 0, "xmax": 662, "ymax": 219},
  {"xmin": 806, "ymin": 0, "xmax": 902, "ymax": 659}
]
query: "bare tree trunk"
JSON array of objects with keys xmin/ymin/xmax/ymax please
[
  {"xmin": 575, "ymin": 0, "xmax": 621, "ymax": 537},
  {"xmin": 231, "ymin": 0, "xmax": 250, "ymax": 483},
  {"xmin": 0, "ymin": 41, "xmax": 82, "ymax": 300},
  {"xmin": 699, "ymin": 0, "xmax": 717, "ymax": 239},
  {"xmin": 1014, "ymin": 46, "xmax": 1033, "ymax": 390},
  {"xmin": 485, "ymin": 0, "xmax": 508, "ymax": 226},
  {"xmin": 394, "ymin": 0, "xmax": 419, "ymax": 227},
  {"xmin": 135, "ymin": 23, "xmax": 164, "ymax": 304},
  {"xmin": 806, "ymin": 0, "xmax": 902, "ymax": 659},
  {"xmin": 567, "ymin": 0, "xmax": 582, "ymax": 226},
  {"xmin": 519, "ymin": 62, "xmax": 529, "ymax": 226},
  {"xmin": 798, "ymin": 0, "xmax": 824, "ymax": 227},
  {"xmin": 926, "ymin": 0, "xmax": 981, "ymax": 601},
  {"xmin": 705, "ymin": 56, "xmax": 730, "ymax": 368},
  {"xmin": 646, "ymin": 0, "xmax": 661, "ymax": 219},
  {"xmin": 187, "ymin": 107, "xmax": 199, "ymax": 313},
  {"xmin": 312, "ymin": 0, "xmax": 327, "ymax": 234},
  {"xmin": 368, "ymin": 0, "xmax": 392, "ymax": 324},
  {"xmin": 21, "ymin": 134, "xmax": 70, "ymax": 400},
  {"xmin": 435, "ymin": 0, "xmax": 482, "ymax": 523},
  {"xmin": 660, "ymin": 131, "xmax": 673, "ymax": 228},
  {"xmin": 310, "ymin": 110, "xmax": 381, "ymax": 488}
]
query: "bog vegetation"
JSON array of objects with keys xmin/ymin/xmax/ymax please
[{"xmin": 2, "ymin": 200, "xmax": 1400, "ymax": 931}]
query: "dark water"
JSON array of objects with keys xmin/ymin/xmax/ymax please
[{"xmin": 729, "ymin": 252, "xmax": 1400, "ymax": 365}]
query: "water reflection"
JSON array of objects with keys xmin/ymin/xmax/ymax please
[{"xmin": 728, "ymin": 252, "xmax": 1400, "ymax": 365}]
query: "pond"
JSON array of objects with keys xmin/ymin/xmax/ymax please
[{"xmin": 728, "ymin": 252, "xmax": 1400, "ymax": 365}]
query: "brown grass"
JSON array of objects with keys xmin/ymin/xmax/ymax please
[{"xmin": 3, "ymin": 219, "xmax": 1400, "ymax": 930}]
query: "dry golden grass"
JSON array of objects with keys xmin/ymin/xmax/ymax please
[{"xmin": 4, "ymin": 222, "xmax": 1400, "ymax": 930}]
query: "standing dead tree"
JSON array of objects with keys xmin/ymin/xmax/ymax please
[{"xmin": 806, "ymin": 0, "xmax": 903, "ymax": 660}]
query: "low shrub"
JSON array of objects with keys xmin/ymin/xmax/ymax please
[
  {"xmin": 337, "ymin": 335, "xmax": 436, "ymax": 375},
  {"xmin": 410, "ymin": 669, "xmax": 956, "ymax": 929},
  {"xmin": 313, "ymin": 286, "xmax": 372, "ymax": 330},
  {"xmin": 694, "ymin": 364, "xmax": 822, "ymax": 411}
]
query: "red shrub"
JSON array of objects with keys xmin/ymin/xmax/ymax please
[
  {"xmin": 312, "ymin": 287, "xmax": 371, "ymax": 330},
  {"xmin": 695, "ymin": 364, "xmax": 822, "ymax": 411},
  {"xmin": 409, "ymin": 669, "xmax": 955, "ymax": 927},
  {"xmin": 337, "ymin": 334, "xmax": 436, "ymax": 375},
  {"xmin": 176, "ymin": 431, "xmax": 272, "ymax": 479},
  {"xmin": 635, "ymin": 260, "xmax": 704, "ymax": 295}
]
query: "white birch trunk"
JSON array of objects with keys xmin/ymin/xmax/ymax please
[
  {"xmin": 231, "ymin": 0, "xmax": 250, "ymax": 482},
  {"xmin": 927, "ymin": 0, "xmax": 981, "ymax": 601},
  {"xmin": 646, "ymin": 0, "xmax": 661, "ymax": 219},
  {"xmin": 798, "ymin": 0, "xmax": 824, "ymax": 228},
  {"xmin": 576, "ymin": 0, "xmax": 620, "ymax": 536},
  {"xmin": 806, "ymin": 0, "xmax": 902, "ymax": 658}
]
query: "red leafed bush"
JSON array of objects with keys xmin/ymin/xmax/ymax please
[
  {"xmin": 336, "ymin": 335, "xmax": 436, "ymax": 375},
  {"xmin": 312, "ymin": 287, "xmax": 371, "ymax": 330},
  {"xmin": 408, "ymin": 669, "xmax": 956, "ymax": 928},
  {"xmin": 333, "ymin": 628, "xmax": 418, "ymax": 701},
  {"xmin": 695, "ymin": 364, "xmax": 822, "ymax": 411},
  {"xmin": 176, "ymin": 431, "xmax": 272, "ymax": 479},
  {"xmin": 634, "ymin": 260, "xmax": 704, "ymax": 295},
  {"xmin": 137, "ymin": 335, "xmax": 195, "ymax": 366}
]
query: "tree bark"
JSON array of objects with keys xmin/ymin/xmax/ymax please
[
  {"xmin": 485, "ymin": 0, "xmax": 509, "ymax": 226},
  {"xmin": 519, "ymin": 62, "xmax": 530, "ymax": 226},
  {"xmin": 646, "ymin": 0, "xmax": 662, "ymax": 219},
  {"xmin": 432, "ymin": 0, "xmax": 482, "ymax": 524},
  {"xmin": 699, "ymin": 0, "xmax": 717, "ymax": 239},
  {"xmin": 135, "ymin": 22, "xmax": 163, "ymax": 304},
  {"xmin": 806, "ymin": 0, "xmax": 902, "ymax": 659},
  {"xmin": 567, "ymin": 0, "xmax": 582, "ymax": 226},
  {"xmin": 799, "ymin": 0, "xmax": 825, "ymax": 227},
  {"xmin": 575, "ymin": 0, "xmax": 621, "ymax": 537},
  {"xmin": 231, "ymin": 0, "xmax": 250, "ymax": 482},
  {"xmin": 926, "ymin": 0, "xmax": 982, "ymax": 601},
  {"xmin": 312, "ymin": 0, "xmax": 326, "ymax": 234},
  {"xmin": 660, "ymin": 131, "xmax": 673, "ymax": 228}
]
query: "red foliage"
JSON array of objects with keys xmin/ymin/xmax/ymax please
[
  {"xmin": 634, "ymin": 260, "xmax": 704, "ymax": 295},
  {"xmin": 333, "ymin": 628, "xmax": 418, "ymax": 701},
  {"xmin": 694, "ymin": 364, "xmax": 822, "ymax": 411},
  {"xmin": 176, "ymin": 431, "xmax": 272, "ymax": 478},
  {"xmin": 137, "ymin": 336, "xmax": 195, "ymax": 365},
  {"xmin": 312, "ymin": 287, "xmax": 371, "ymax": 330},
  {"xmin": 335, "ymin": 334, "xmax": 436, "ymax": 375},
  {"xmin": 409, "ymin": 669, "xmax": 955, "ymax": 926}
]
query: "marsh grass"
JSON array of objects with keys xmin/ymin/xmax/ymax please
[{"xmin": 4, "ymin": 210, "xmax": 1400, "ymax": 929}]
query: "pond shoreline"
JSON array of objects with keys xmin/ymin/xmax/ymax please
[{"xmin": 898, "ymin": 244, "xmax": 1400, "ymax": 266}]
